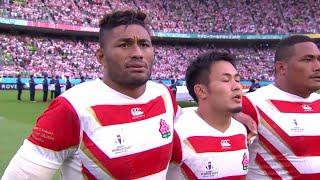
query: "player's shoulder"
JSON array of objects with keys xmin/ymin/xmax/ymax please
[
  {"xmin": 175, "ymin": 107, "xmax": 198, "ymax": 126},
  {"xmin": 62, "ymin": 79, "xmax": 100, "ymax": 96},
  {"xmin": 309, "ymin": 92, "xmax": 320, "ymax": 101},
  {"xmin": 231, "ymin": 118, "xmax": 247, "ymax": 130},
  {"xmin": 146, "ymin": 80, "xmax": 174, "ymax": 98},
  {"xmin": 245, "ymin": 84, "xmax": 277, "ymax": 99},
  {"xmin": 146, "ymin": 80, "xmax": 168, "ymax": 90}
]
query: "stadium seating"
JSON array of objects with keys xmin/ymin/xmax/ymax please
[
  {"xmin": 1, "ymin": 0, "xmax": 319, "ymax": 34},
  {"xmin": 0, "ymin": 0, "xmax": 319, "ymax": 81},
  {"xmin": 0, "ymin": 33, "xmax": 275, "ymax": 81}
]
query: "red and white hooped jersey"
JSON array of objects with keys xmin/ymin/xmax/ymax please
[
  {"xmin": 167, "ymin": 107, "xmax": 248, "ymax": 180},
  {"xmin": 23, "ymin": 79, "xmax": 179, "ymax": 179},
  {"xmin": 242, "ymin": 84, "xmax": 320, "ymax": 179}
]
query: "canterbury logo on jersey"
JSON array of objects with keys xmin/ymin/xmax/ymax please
[
  {"xmin": 301, "ymin": 104, "xmax": 313, "ymax": 111},
  {"xmin": 131, "ymin": 108, "xmax": 144, "ymax": 116},
  {"xmin": 220, "ymin": 140, "xmax": 231, "ymax": 147}
]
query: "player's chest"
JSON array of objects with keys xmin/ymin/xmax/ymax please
[{"xmin": 181, "ymin": 135, "xmax": 248, "ymax": 179}]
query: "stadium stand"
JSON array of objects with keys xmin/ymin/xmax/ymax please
[
  {"xmin": 0, "ymin": 33, "xmax": 276, "ymax": 81},
  {"xmin": 0, "ymin": 0, "xmax": 319, "ymax": 82},
  {"xmin": 1, "ymin": 0, "xmax": 319, "ymax": 33}
]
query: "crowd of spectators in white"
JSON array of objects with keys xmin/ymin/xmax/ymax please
[
  {"xmin": 0, "ymin": 0, "xmax": 319, "ymax": 81},
  {"xmin": 0, "ymin": 34, "xmax": 275, "ymax": 81},
  {"xmin": 0, "ymin": 0, "xmax": 319, "ymax": 34}
]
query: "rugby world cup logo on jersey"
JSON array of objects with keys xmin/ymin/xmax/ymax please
[
  {"xmin": 115, "ymin": 134, "xmax": 124, "ymax": 145},
  {"xmin": 220, "ymin": 139, "xmax": 231, "ymax": 148},
  {"xmin": 112, "ymin": 129, "xmax": 132, "ymax": 155},
  {"xmin": 201, "ymin": 161, "xmax": 218, "ymax": 178},
  {"xmin": 159, "ymin": 119, "xmax": 171, "ymax": 138},
  {"xmin": 206, "ymin": 161, "xmax": 213, "ymax": 171},
  {"xmin": 291, "ymin": 119, "xmax": 304, "ymax": 133},
  {"xmin": 131, "ymin": 107, "xmax": 144, "ymax": 119}
]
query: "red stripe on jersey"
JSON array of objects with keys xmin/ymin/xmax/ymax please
[
  {"xmin": 90, "ymin": 96, "xmax": 166, "ymax": 126},
  {"xmin": 171, "ymin": 130, "xmax": 182, "ymax": 163},
  {"xmin": 186, "ymin": 135, "xmax": 246, "ymax": 153},
  {"xmin": 28, "ymin": 97, "xmax": 80, "ymax": 151},
  {"xmin": 181, "ymin": 163, "xmax": 198, "ymax": 180},
  {"xmin": 242, "ymin": 96, "xmax": 259, "ymax": 125},
  {"xmin": 83, "ymin": 132, "xmax": 172, "ymax": 179},
  {"xmin": 216, "ymin": 175, "xmax": 246, "ymax": 180},
  {"xmin": 270, "ymin": 99, "xmax": 320, "ymax": 113},
  {"xmin": 259, "ymin": 134, "xmax": 300, "ymax": 177},
  {"xmin": 296, "ymin": 173, "xmax": 320, "ymax": 179},
  {"xmin": 255, "ymin": 153, "xmax": 282, "ymax": 179},
  {"xmin": 259, "ymin": 108, "xmax": 320, "ymax": 156},
  {"xmin": 82, "ymin": 165, "xmax": 97, "ymax": 180},
  {"xmin": 256, "ymin": 150, "xmax": 320, "ymax": 179}
]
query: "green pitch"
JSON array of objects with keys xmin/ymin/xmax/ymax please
[
  {"xmin": 0, "ymin": 90, "xmax": 196, "ymax": 178},
  {"xmin": 0, "ymin": 90, "xmax": 50, "ymax": 177}
]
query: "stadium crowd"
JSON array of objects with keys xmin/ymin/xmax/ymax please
[
  {"xmin": 0, "ymin": 0, "xmax": 319, "ymax": 34},
  {"xmin": 0, "ymin": 33, "xmax": 275, "ymax": 81},
  {"xmin": 1, "ymin": 0, "xmax": 320, "ymax": 82}
]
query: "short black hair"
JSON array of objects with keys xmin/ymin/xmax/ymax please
[
  {"xmin": 275, "ymin": 35, "xmax": 314, "ymax": 62},
  {"xmin": 185, "ymin": 51, "xmax": 236, "ymax": 102},
  {"xmin": 99, "ymin": 10, "xmax": 149, "ymax": 47}
]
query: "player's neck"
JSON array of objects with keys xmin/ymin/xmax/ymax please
[
  {"xmin": 196, "ymin": 107, "xmax": 232, "ymax": 133},
  {"xmin": 103, "ymin": 78, "xmax": 146, "ymax": 99},
  {"xmin": 275, "ymin": 80, "xmax": 311, "ymax": 98}
]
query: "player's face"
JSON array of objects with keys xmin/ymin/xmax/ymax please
[
  {"xmin": 206, "ymin": 61, "xmax": 242, "ymax": 113},
  {"xmin": 285, "ymin": 42, "xmax": 320, "ymax": 95},
  {"xmin": 98, "ymin": 24, "xmax": 154, "ymax": 89}
]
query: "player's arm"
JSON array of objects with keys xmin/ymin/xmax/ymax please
[
  {"xmin": 2, "ymin": 97, "xmax": 81, "ymax": 180},
  {"xmin": 167, "ymin": 128, "xmax": 184, "ymax": 180},
  {"xmin": 1, "ymin": 142, "xmax": 57, "ymax": 180}
]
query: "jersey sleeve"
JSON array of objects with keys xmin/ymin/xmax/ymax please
[
  {"xmin": 242, "ymin": 96, "xmax": 259, "ymax": 125},
  {"xmin": 25, "ymin": 96, "xmax": 80, "ymax": 167},
  {"xmin": 2, "ymin": 141, "xmax": 57, "ymax": 180},
  {"xmin": 28, "ymin": 96, "xmax": 80, "ymax": 151}
]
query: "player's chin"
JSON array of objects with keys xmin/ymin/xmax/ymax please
[
  {"xmin": 128, "ymin": 75, "xmax": 149, "ymax": 86},
  {"xmin": 231, "ymin": 105, "xmax": 242, "ymax": 114},
  {"xmin": 309, "ymin": 84, "xmax": 320, "ymax": 92}
]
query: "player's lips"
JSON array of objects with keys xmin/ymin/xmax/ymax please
[
  {"xmin": 309, "ymin": 74, "xmax": 320, "ymax": 81},
  {"xmin": 232, "ymin": 94, "xmax": 242, "ymax": 103},
  {"xmin": 125, "ymin": 61, "xmax": 147, "ymax": 72}
]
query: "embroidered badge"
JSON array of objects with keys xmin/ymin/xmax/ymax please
[
  {"xmin": 242, "ymin": 152, "xmax": 249, "ymax": 170},
  {"xmin": 159, "ymin": 119, "xmax": 171, "ymax": 138}
]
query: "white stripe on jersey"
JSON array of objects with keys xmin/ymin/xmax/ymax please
[{"xmin": 83, "ymin": 114, "xmax": 174, "ymax": 158}]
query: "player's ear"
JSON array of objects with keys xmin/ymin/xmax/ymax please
[
  {"xmin": 194, "ymin": 84, "xmax": 208, "ymax": 101},
  {"xmin": 96, "ymin": 48, "xmax": 104, "ymax": 65},
  {"xmin": 275, "ymin": 60, "xmax": 287, "ymax": 76}
]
